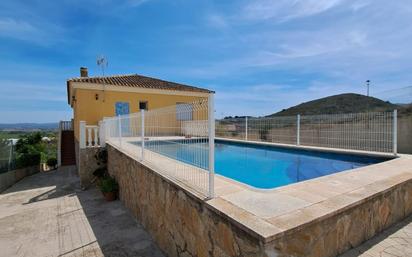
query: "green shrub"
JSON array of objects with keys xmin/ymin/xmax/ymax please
[
  {"xmin": 99, "ymin": 177, "xmax": 118, "ymax": 193},
  {"xmin": 16, "ymin": 153, "xmax": 41, "ymax": 168},
  {"xmin": 46, "ymin": 157, "xmax": 57, "ymax": 168},
  {"xmin": 14, "ymin": 132, "xmax": 46, "ymax": 168}
]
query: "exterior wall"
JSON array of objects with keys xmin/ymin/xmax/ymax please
[
  {"xmin": 0, "ymin": 166, "xmax": 39, "ymax": 192},
  {"xmin": 72, "ymin": 88, "xmax": 207, "ymax": 139},
  {"xmin": 107, "ymin": 144, "xmax": 264, "ymax": 257}
]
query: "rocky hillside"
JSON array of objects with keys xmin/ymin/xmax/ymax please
[{"xmin": 269, "ymin": 93, "xmax": 399, "ymax": 117}]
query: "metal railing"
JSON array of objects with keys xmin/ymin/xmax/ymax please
[
  {"xmin": 60, "ymin": 120, "xmax": 73, "ymax": 131},
  {"xmin": 103, "ymin": 96, "xmax": 215, "ymax": 197},
  {"xmin": 216, "ymin": 110, "xmax": 397, "ymax": 154},
  {"xmin": 0, "ymin": 139, "xmax": 16, "ymax": 173}
]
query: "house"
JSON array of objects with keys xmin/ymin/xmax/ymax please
[{"xmin": 67, "ymin": 67, "xmax": 214, "ymax": 142}]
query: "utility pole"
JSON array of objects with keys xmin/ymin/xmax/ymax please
[
  {"xmin": 366, "ymin": 80, "xmax": 370, "ymax": 97},
  {"xmin": 365, "ymin": 80, "xmax": 371, "ymax": 129}
]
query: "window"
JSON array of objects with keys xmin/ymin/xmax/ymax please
[
  {"xmin": 176, "ymin": 103, "xmax": 193, "ymax": 121},
  {"xmin": 115, "ymin": 102, "xmax": 130, "ymax": 116},
  {"xmin": 139, "ymin": 101, "xmax": 148, "ymax": 111}
]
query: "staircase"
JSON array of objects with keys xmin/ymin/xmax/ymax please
[
  {"xmin": 59, "ymin": 121, "xmax": 76, "ymax": 166},
  {"xmin": 61, "ymin": 131, "xmax": 76, "ymax": 166}
]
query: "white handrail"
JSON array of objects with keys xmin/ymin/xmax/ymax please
[{"xmin": 79, "ymin": 122, "xmax": 103, "ymax": 148}]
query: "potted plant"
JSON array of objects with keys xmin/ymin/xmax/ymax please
[
  {"xmin": 99, "ymin": 176, "xmax": 118, "ymax": 201},
  {"xmin": 46, "ymin": 157, "xmax": 58, "ymax": 170}
]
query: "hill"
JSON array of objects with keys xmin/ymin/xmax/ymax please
[
  {"xmin": 0, "ymin": 123, "xmax": 58, "ymax": 131},
  {"xmin": 269, "ymin": 93, "xmax": 399, "ymax": 117}
]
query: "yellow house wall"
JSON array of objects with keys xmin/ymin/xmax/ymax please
[{"xmin": 72, "ymin": 88, "xmax": 207, "ymax": 139}]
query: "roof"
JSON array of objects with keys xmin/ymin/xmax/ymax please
[{"xmin": 67, "ymin": 74, "xmax": 213, "ymax": 100}]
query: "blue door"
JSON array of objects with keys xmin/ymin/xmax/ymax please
[{"xmin": 115, "ymin": 102, "xmax": 130, "ymax": 135}]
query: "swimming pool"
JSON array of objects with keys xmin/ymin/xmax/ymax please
[{"xmin": 138, "ymin": 139, "xmax": 389, "ymax": 189}]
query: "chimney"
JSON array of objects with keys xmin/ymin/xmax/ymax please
[{"xmin": 80, "ymin": 67, "xmax": 88, "ymax": 77}]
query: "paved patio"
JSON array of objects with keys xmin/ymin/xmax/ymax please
[
  {"xmin": 0, "ymin": 166, "xmax": 165, "ymax": 257},
  {"xmin": 0, "ymin": 165, "xmax": 411, "ymax": 257}
]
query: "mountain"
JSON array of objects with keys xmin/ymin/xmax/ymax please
[
  {"xmin": 0, "ymin": 123, "xmax": 58, "ymax": 131},
  {"xmin": 269, "ymin": 93, "xmax": 399, "ymax": 117}
]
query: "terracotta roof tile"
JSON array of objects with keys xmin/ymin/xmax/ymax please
[{"xmin": 67, "ymin": 74, "xmax": 213, "ymax": 94}]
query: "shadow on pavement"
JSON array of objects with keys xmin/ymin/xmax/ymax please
[{"xmin": 0, "ymin": 166, "xmax": 165, "ymax": 257}]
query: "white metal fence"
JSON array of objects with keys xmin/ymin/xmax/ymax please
[
  {"xmin": 103, "ymin": 97, "xmax": 215, "ymax": 197},
  {"xmin": 0, "ymin": 139, "xmax": 16, "ymax": 173},
  {"xmin": 216, "ymin": 110, "xmax": 397, "ymax": 154}
]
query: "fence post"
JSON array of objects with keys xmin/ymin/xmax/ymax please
[
  {"xmin": 245, "ymin": 116, "xmax": 248, "ymax": 141},
  {"xmin": 99, "ymin": 120, "xmax": 106, "ymax": 147},
  {"xmin": 118, "ymin": 117, "xmax": 122, "ymax": 148},
  {"xmin": 393, "ymin": 109, "xmax": 397, "ymax": 155},
  {"xmin": 57, "ymin": 121, "xmax": 62, "ymax": 166},
  {"xmin": 8, "ymin": 140, "xmax": 14, "ymax": 171},
  {"xmin": 297, "ymin": 114, "xmax": 301, "ymax": 146},
  {"xmin": 141, "ymin": 110, "xmax": 145, "ymax": 161},
  {"xmin": 79, "ymin": 121, "xmax": 86, "ymax": 149},
  {"xmin": 208, "ymin": 94, "xmax": 215, "ymax": 198}
]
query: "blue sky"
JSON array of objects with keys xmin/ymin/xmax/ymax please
[{"xmin": 0, "ymin": 0, "xmax": 412, "ymax": 123}]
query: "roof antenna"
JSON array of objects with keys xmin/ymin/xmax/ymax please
[
  {"xmin": 97, "ymin": 55, "xmax": 108, "ymax": 103},
  {"xmin": 96, "ymin": 55, "xmax": 108, "ymax": 77}
]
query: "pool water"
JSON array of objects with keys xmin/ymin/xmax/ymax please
[{"xmin": 141, "ymin": 140, "xmax": 388, "ymax": 189}]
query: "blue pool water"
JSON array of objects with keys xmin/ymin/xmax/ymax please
[{"xmin": 140, "ymin": 140, "xmax": 388, "ymax": 189}]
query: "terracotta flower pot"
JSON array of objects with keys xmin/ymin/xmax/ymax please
[{"xmin": 103, "ymin": 191, "xmax": 117, "ymax": 201}]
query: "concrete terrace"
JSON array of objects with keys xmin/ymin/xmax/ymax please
[{"xmin": 0, "ymin": 166, "xmax": 164, "ymax": 257}]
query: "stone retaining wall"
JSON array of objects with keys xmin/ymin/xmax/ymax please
[
  {"xmin": 0, "ymin": 166, "xmax": 39, "ymax": 192},
  {"xmin": 78, "ymin": 147, "xmax": 100, "ymax": 188},
  {"xmin": 107, "ymin": 144, "xmax": 264, "ymax": 257},
  {"xmin": 107, "ymin": 143, "xmax": 412, "ymax": 257},
  {"xmin": 264, "ymin": 178, "xmax": 412, "ymax": 256}
]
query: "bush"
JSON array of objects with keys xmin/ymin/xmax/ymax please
[
  {"xmin": 16, "ymin": 153, "xmax": 41, "ymax": 168},
  {"xmin": 94, "ymin": 148, "xmax": 108, "ymax": 165},
  {"xmin": 46, "ymin": 157, "xmax": 57, "ymax": 168},
  {"xmin": 93, "ymin": 166, "xmax": 107, "ymax": 178},
  {"xmin": 99, "ymin": 177, "xmax": 118, "ymax": 193}
]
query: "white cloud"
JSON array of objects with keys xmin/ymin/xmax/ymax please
[
  {"xmin": 0, "ymin": 17, "xmax": 65, "ymax": 45},
  {"xmin": 242, "ymin": 0, "xmax": 345, "ymax": 22},
  {"xmin": 206, "ymin": 14, "xmax": 229, "ymax": 29},
  {"xmin": 0, "ymin": 18, "xmax": 38, "ymax": 39},
  {"xmin": 0, "ymin": 81, "xmax": 67, "ymax": 102},
  {"xmin": 126, "ymin": 0, "xmax": 150, "ymax": 7}
]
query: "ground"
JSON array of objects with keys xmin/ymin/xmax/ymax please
[
  {"xmin": 0, "ymin": 166, "xmax": 411, "ymax": 257},
  {"xmin": 340, "ymin": 216, "xmax": 412, "ymax": 257},
  {"xmin": 0, "ymin": 166, "xmax": 165, "ymax": 257}
]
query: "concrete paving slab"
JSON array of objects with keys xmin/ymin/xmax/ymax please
[{"xmin": 0, "ymin": 166, "xmax": 165, "ymax": 257}]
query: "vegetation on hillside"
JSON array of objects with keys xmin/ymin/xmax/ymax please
[
  {"xmin": 0, "ymin": 131, "xmax": 57, "ymax": 173},
  {"xmin": 269, "ymin": 93, "xmax": 398, "ymax": 117}
]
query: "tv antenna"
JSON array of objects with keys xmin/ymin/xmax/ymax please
[
  {"xmin": 97, "ymin": 55, "xmax": 108, "ymax": 103},
  {"xmin": 97, "ymin": 55, "xmax": 108, "ymax": 77}
]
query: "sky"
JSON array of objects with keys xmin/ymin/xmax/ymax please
[{"xmin": 1, "ymin": 0, "xmax": 412, "ymax": 123}]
